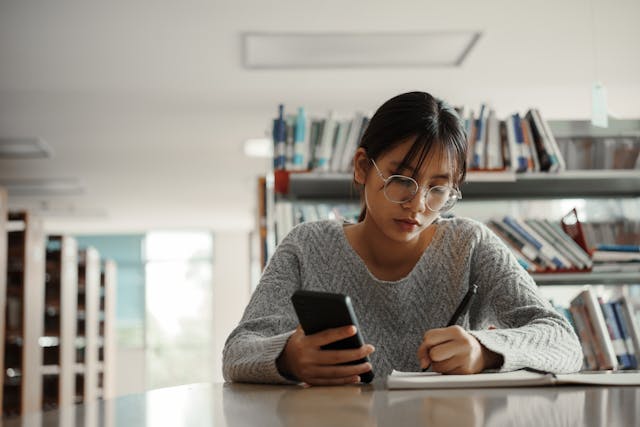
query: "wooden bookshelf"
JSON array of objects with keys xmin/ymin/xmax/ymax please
[
  {"xmin": 75, "ymin": 247, "xmax": 100, "ymax": 405},
  {"xmin": 42, "ymin": 236, "xmax": 78, "ymax": 411},
  {"xmin": 259, "ymin": 115, "xmax": 640, "ymax": 286},
  {"xmin": 100, "ymin": 260, "xmax": 116, "ymax": 400},
  {"xmin": 281, "ymin": 170, "xmax": 640, "ymax": 201},
  {"xmin": 532, "ymin": 272, "xmax": 640, "ymax": 286},
  {"xmin": 3, "ymin": 211, "xmax": 46, "ymax": 417}
]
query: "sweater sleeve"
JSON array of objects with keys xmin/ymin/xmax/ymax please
[
  {"xmin": 466, "ymin": 222, "xmax": 583, "ymax": 374},
  {"xmin": 222, "ymin": 227, "xmax": 304, "ymax": 384}
]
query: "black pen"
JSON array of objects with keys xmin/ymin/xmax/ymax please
[{"xmin": 422, "ymin": 284, "xmax": 479, "ymax": 372}]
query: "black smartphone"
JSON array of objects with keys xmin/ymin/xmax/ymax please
[{"xmin": 290, "ymin": 289, "xmax": 374, "ymax": 383}]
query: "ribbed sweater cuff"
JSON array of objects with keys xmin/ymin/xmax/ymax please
[
  {"xmin": 261, "ymin": 331, "xmax": 300, "ymax": 384},
  {"xmin": 468, "ymin": 330, "xmax": 522, "ymax": 372}
]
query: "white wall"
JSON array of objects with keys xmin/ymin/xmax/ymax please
[
  {"xmin": 211, "ymin": 231, "xmax": 252, "ymax": 382},
  {"xmin": 115, "ymin": 347, "xmax": 146, "ymax": 397}
]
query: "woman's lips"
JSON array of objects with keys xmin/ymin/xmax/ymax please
[{"xmin": 394, "ymin": 218, "xmax": 420, "ymax": 231}]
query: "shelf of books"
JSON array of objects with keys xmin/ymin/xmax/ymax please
[
  {"xmin": 258, "ymin": 103, "xmax": 639, "ymax": 290},
  {"xmin": 3, "ymin": 211, "xmax": 46, "ymax": 417},
  {"xmin": 75, "ymin": 248, "xmax": 100, "ymax": 406},
  {"xmin": 558, "ymin": 287, "xmax": 640, "ymax": 371},
  {"xmin": 0, "ymin": 195, "xmax": 117, "ymax": 419},
  {"xmin": 42, "ymin": 236, "xmax": 78, "ymax": 412},
  {"xmin": 99, "ymin": 259, "xmax": 116, "ymax": 400},
  {"xmin": 279, "ymin": 169, "xmax": 640, "ymax": 201}
]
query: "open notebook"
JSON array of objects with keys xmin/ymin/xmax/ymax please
[{"xmin": 387, "ymin": 369, "xmax": 640, "ymax": 389}]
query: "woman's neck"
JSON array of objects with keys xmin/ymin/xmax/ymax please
[{"xmin": 346, "ymin": 218, "xmax": 437, "ymax": 273}]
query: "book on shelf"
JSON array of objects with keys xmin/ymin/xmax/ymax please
[
  {"xmin": 272, "ymin": 201, "xmax": 360, "ymax": 244},
  {"xmin": 557, "ymin": 137, "xmax": 640, "ymax": 170},
  {"xmin": 618, "ymin": 296, "xmax": 640, "ymax": 366},
  {"xmin": 461, "ymin": 105, "xmax": 567, "ymax": 174},
  {"xmin": 568, "ymin": 303, "xmax": 598, "ymax": 370},
  {"xmin": 271, "ymin": 104, "xmax": 371, "ymax": 174},
  {"xmin": 598, "ymin": 297, "xmax": 634, "ymax": 369},
  {"xmin": 471, "ymin": 104, "xmax": 488, "ymax": 169},
  {"xmin": 557, "ymin": 289, "xmax": 640, "ymax": 372},
  {"xmin": 272, "ymin": 103, "xmax": 640, "ymax": 176},
  {"xmin": 500, "ymin": 216, "xmax": 568, "ymax": 270},
  {"xmin": 571, "ymin": 288, "xmax": 619, "ymax": 369},
  {"xmin": 484, "ymin": 109, "xmax": 503, "ymax": 170}
]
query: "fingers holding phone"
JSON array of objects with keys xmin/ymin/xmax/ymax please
[{"xmin": 277, "ymin": 324, "xmax": 375, "ymax": 386}]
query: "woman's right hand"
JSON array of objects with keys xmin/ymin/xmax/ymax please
[{"xmin": 276, "ymin": 325, "xmax": 375, "ymax": 386}]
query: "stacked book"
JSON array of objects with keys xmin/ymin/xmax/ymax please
[
  {"xmin": 591, "ymin": 244, "xmax": 640, "ymax": 273},
  {"xmin": 487, "ymin": 216, "xmax": 592, "ymax": 273},
  {"xmin": 557, "ymin": 137, "xmax": 640, "ymax": 170},
  {"xmin": 270, "ymin": 103, "xmax": 567, "ymax": 174},
  {"xmin": 271, "ymin": 104, "xmax": 370, "ymax": 173},
  {"xmin": 459, "ymin": 106, "xmax": 566, "ymax": 173},
  {"xmin": 557, "ymin": 289, "xmax": 640, "ymax": 371}
]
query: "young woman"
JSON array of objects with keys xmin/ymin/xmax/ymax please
[{"xmin": 223, "ymin": 91, "xmax": 583, "ymax": 385}]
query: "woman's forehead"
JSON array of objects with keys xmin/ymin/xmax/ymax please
[{"xmin": 380, "ymin": 141, "xmax": 453, "ymax": 177}]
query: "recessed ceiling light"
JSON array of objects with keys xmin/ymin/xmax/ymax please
[
  {"xmin": 0, "ymin": 138, "xmax": 54, "ymax": 159},
  {"xmin": 0, "ymin": 178, "xmax": 84, "ymax": 196},
  {"xmin": 243, "ymin": 31, "xmax": 482, "ymax": 69}
]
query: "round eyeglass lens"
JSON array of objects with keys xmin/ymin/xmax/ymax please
[
  {"xmin": 384, "ymin": 176, "xmax": 418, "ymax": 203},
  {"xmin": 426, "ymin": 186, "xmax": 454, "ymax": 211}
]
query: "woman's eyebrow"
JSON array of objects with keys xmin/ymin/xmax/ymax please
[
  {"xmin": 389, "ymin": 161, "xmax": 451, "ymax": 180},
  {"xmin": 429, "ymin": 173, "xmax": 452, "ymax": 181},
  {"xmin": 389, "ymin": 160, "xmax": 415, "ymax": 172}
]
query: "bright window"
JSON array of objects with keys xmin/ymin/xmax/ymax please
[{"xmin": 145, "ymin": 231, "xmax": 214, "ymax": 389}]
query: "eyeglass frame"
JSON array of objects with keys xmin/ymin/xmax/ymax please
[{"xmin": 369, "ymin": 158, "xmax": 462, "ymax": 212}]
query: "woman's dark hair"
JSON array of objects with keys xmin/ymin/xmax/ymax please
[{"xmin": 356, "ymin": 91, "xmax": 468, "ymax": 222}]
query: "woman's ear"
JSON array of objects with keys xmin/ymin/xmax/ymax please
[{"xmin": 353, "ymin": 148, "xmax": 370, "ymax": 185}]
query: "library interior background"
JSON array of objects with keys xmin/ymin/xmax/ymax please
[{"xmin": 0, "ymin": 0, "xmax": 638, "ymax": 418}]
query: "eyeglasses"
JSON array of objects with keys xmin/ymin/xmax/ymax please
[{"xmin": 370, "ymin": 159, "xmax": 462, "ymax": 212}]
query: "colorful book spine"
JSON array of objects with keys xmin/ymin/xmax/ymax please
[
  {"xmin": 619, "ymin": 296, "xmax": 640, "ymax": 365},
  {"xmin": 293, "ymin": 107, "xmax": 307, "ymax": 171},
  {"xmin": 525, "ymin": 219, "xmax": 579, "ymax": 270},
  {"xmin": 599, "ymin": 298, "xmax": 632, "ymax": 369},
  {"xmin": 472, "ymin": 104, "xmax": 487, "ymax": 169},
  {"xmin": 273, "ymin": 104, "xmax": 287, "ymax": 170},
  {"xmin": 314, "ymin": 111, "xmax": 336, "ymax": 172},
  {"xmin": 488, "ymin": 220, "xmax": 547, "ymax": 270},
  {"xmin": 543, "ymin": 220, "xmax": 593, "ymax": 269},
  {"xmin": 574, "ymin": 289, "xmax": 618, "ymax": 370},
  {"xmin": 569, "ymin": 303, "xmax": 598, "ymax": 370},
  {"xmin": 502, "ymin": 216, "xmax": 564, "ymax": 269},
  {"xmin": 612, "ymin": 300, "xmax": 638, "ymax": 369},
  {"xmin": 537, "ymin": 108, "xmax": 566, "ymax": 172},
  {"xmin": 338, "ymin": 112, "xmax": 367, "ymax": 173},
  {"xmin": 512, "ymin": 113, "xmax": 528, "ymax": 172},
  {"xmin": 485, "ymin": 109, "xmax": 503, "ymax": 170},
  {"xmin": 596, "ymin": 244, "xmax": 640, "ymax": 253},
  {"xmin": 525, "ymin": 110, "xmax": 552, "ymax": 171},
  {"xmin": 520, "ymin": 117, "xmax": 539, "ymax": 171}
]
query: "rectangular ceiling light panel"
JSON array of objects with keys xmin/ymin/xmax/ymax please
[
  {"xmin": 0, "ymin": 138, "xmax": 54, "ymax": 159},
  {"xmin": 0, "ymin": 178, "xmax": 84, "ymax": 196},
  {"xmin": 243, "ymin": 31, "xmax": 481, "ymax": 69}
]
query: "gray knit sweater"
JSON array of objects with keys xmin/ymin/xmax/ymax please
[{"xmin": 223, "ymin": 218, "xmax": 583, "ymax": 384}]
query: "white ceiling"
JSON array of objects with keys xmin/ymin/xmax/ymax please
[{"xmin": 1, "ymin": 0, "xmax": 639, "ymax": 233}]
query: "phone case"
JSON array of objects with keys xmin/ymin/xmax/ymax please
[{"xmin": 291, "ymin": 290, "xmax": 374, "ymax": 383}]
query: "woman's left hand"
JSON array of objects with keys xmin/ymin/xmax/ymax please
[{"xmin": 416, "ymin": 325, "xmax": 503, "ymax": 374}]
